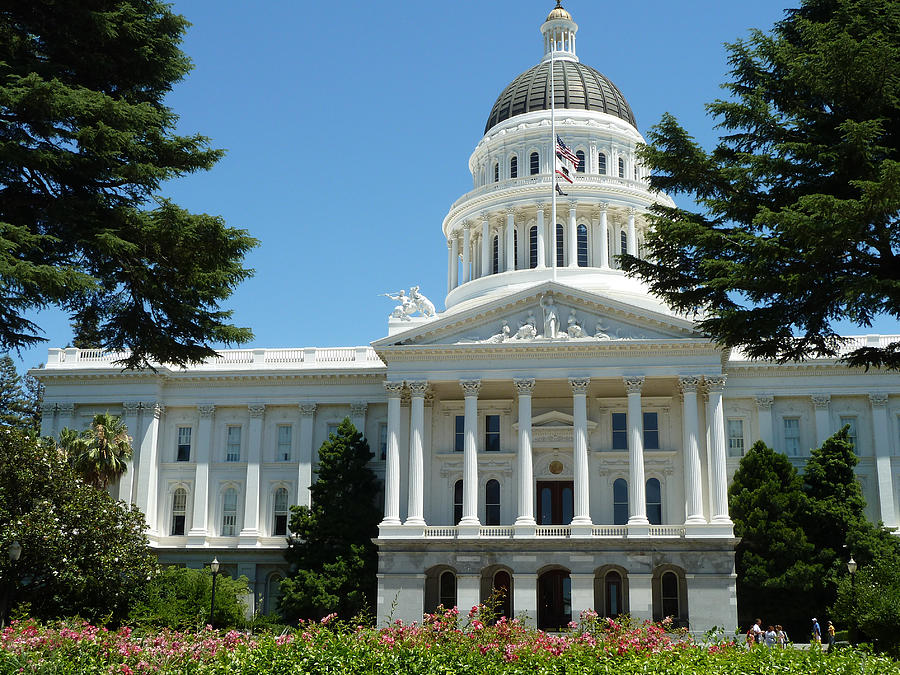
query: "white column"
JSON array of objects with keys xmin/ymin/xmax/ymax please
[
  {"xmin": 350, "ymin": 401, "xmax": 368, "ymax": 437},
  {"xmin": 446, "ymin": 240, "xmax": 453, "ymax": 294},
  {"xmin": 380, "ymin": 382, "xmax": 404, "ymax": 531},
  {"xmin": 588, "ymin": 141, "xmax": 597, "ymax": 174},
  {"xmin": 567, "ymin": 201, "xmax": 577, "ymax": 267},
  {"xmin": 870, "ymin": 394, "xmax": 898, "ymax": 528},
  {"xmin": 56, "ymin": 402, "xmax": 75, "ymax": 432},
  {"xmin": 459, "ymin": 379, "xmax": 482, "ymax": 536},
  {"xmin": 188, "ymin": 404, "xmax": 215, "ymax": 540},
  {"xmin": 496, "ymin": 225, "xmax": 505, "ymax": 272},
  {"xmin": 755, "ymin": 395, "xmax": 774, "ymax": 447},
  {"xmin": 462, "ymin": 223, "xmax": 471, "ymax": 283},
  {"xmin": 812, "ymin": 394, "xmax": 831, "ymax": 445},
  {"xmin": 624, "ymin": 377, "xmax": 648, "ymax": 526},
  {"xmin": 570, "ymin": 377, "xmax": 592, "ymax": 533},
  {"xmin": 535, "ymin": 204, "xmax": 546, "ymax": 268},
  {"xmin": 679, "ymin": 377, "xmax": 705, "ymax": 525},
  {"xmin": 118, "ymin": 401, "xmax": 141, "ymax": 505},
  {"xmin": 505, "ymin": 208, "xmax": 515, "ymax": 272},
  {"xmin": 405, "ymin": 381, "xmax": 427, "ymax": 529},
  {"xmin": 627, "ymin": 208, "xmax": 637, "ymax": 256},
  {"xmin": 136, "ymin": 402, "xmax": 163, "ymax": 532},
  {"xmin": 240, "ymin": 404, "xmax": 265, "ymax": 540},
  {"xmin": 297, "ymin": 403, "xmax": 317, "ymax": 508},
  {"xmin": 481, "ymin": 213, "xmax": 491, "ymax": 278},
  {"xmin": 514, "ymin": 378, "xmax": 536, "ymax": 533},
  {"xmin": 705, "ymin": 376, "xmax": 732, "ymax": 525},
  {"xmin": 450, "ymin": 236, "xmax": 459, "ymax": 290},
  {"xmin": 599, "ymin": 203, "xmax": 610, "ymax": 269},
  {"xmin": 590, "ymin": 212, "xmax": 600, "ymax": 267}
]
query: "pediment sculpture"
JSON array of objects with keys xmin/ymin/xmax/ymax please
[{"xmin": 383, "ymin": 285, "xmax": 436, "ymax": 320}]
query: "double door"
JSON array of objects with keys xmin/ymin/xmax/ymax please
[{"xmin": 537, "ymin": 480, "xmax": 574, "ymax": 525}]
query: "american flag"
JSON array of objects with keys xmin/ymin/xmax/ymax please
[
  {"xmin": 556, "ymin": 135, "xmax": 579, "ymax": 166},
  {"xmin": 555, "ymin": 135, "xmax": 578, "ymax": 184}
]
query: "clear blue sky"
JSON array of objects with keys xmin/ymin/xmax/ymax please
[{"xmin": 16, "ymin": 0, "xmax": 898, "ymax": 369}]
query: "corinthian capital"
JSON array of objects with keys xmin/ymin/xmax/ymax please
[
  {"xmin": 460, "ymin": 379, "xmax": 482, "ymax": 397},
  {"xmin": 623, "ymin": 376, "xmax": 644, "ymax": 394}
]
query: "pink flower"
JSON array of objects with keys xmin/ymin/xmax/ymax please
[{"xmin": 320, "ymin": 613, "xmax": 337, "ymax": 625}]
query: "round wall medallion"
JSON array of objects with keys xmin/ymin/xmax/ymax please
[{"xmin": 549, "ymin": 460, "xmax": 564, "ymax": 475}]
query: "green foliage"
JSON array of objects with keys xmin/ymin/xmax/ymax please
[
  {"xmin": 0, "ymin": 355, "xmax": 32, "ymax": 430},
  {"xmin": 58, "ymin": 412, "xmax": 133, "ymax": 489},
  {"xmin": 0, "ymin": 428, "xmax": 157, "ymax": 623},
  {"xmin": 833, "ymin": 552, "xmax": 900, "ymax": 656},
  {"xmin": 128, "ymin": 566, "xmax": 251, "ymax": 631},
  {"xmin": 622, "ymin": 0, "xmax": 900, "ymax": 370},
  {"xmin": 280, "ymin": 418, "xmax": 380, "ymax": 622},
  {"xmin": 0, "ymin": 0, "xmax": 258, "ymax": 368}
]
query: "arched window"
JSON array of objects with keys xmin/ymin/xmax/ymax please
[
  {"xmin": 598, "ymin": 152, "xmax": 607, "ymax": 175},
  {"xmin": 618, "ymin": 157, "xmax": 625, "ymax": 178},
  {"xmin": 633, "ymin": 166, "xmax": 638, "ymax": 180},
  {"xmin": 172, "ymin": 487, "xmax": 187, "ymax": 535},
  {"xmin": 439, "ymin": 571, "xmax": 457, "ymax": 609},
  {"xmin": 576, "ymin": 150, "xmax": 585, "ymax": 173},
  {"xmin": 530, "ymin": 151, "xmax": 540, "ymax": 175},
  {"xmin": 646, "ymin": 478, "xmax": 662, "ymax": 525},
  {"xmin": 620, "ymin": 230, "xmax": 628, "ymax": 257},
  {"xmin": 493, "ymin": 162, "xmax": 499, "ymax": 183},
  {"xmin": 492, "ymin": 235, "xmax": 499, "ymax": 274},
  {"xmin": 605, "ymin": 571, "xmax": 623, "ymax": 617},
  {"xmin": 577, "ymin": 224, "xmax": 588, "ymax": 267},
  {"xmin": 266, "ymin": 574, "xmax": 283, "ymax": 615},
  {"xmin": 493, "ymin": 570, "xmax": 512, "ymax": 620},
  {"xmin": 453, "ymin": 480, "xmax": 463, "ymax": 525},
  {"xmin": 222, "ymin": 487, "xmax": 237, "ymax": 536},
  {"xmin": 510, "ymin": 155, "xmax": 518, "ymax": 179},
  {"xmin": 485, "ymin": 479, "xmax": 501, "ymax": 526},
  {"xmin": 273, "ymin": 487, "xmax": 289, "ymax": 536},
  {"xmin": 555, "ymin": 224, "xmax": 565, "ymax": 266},
  {"xmin": 661, "ymin": 571, "xmax": 679, "ymax": 619},
  {"xmin": 529, "ymin": 225, "xmax": 538, "ymax": 268},
  {"xmin": 613, "ymin": 478, "xmax": 628, "ymax": 525},
  {"xmin": 513, "ymin": 228, "xmax": 518, "ymax": 269}
]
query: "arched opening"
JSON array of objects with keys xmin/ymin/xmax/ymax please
[
  {"xmin": 620, "ymin": 230, "xmax": 628, "ymax": 261},
  {"xmin": 646, "ymin": 478, "xmax": 662, "ymax": 525},
  {"xmin": 171, "ymin": 487, "xmax": 187, "ymax": 535},
  {"xmin": 538, "ymin": 569, "xmax": 571, "ymax": 630},
  {"xmin": 453, "ymin": 480, "xmax": 463, "ymax": 525},
  {"xmin": 273, "ymin": 487, "xmax": 289, "ymax": 535},
  {"xmin": 555, "ymin": 224, "xmax": 565, "ymax": 266},
  {"xmin": 485, "ymin": 479, "xmax": 501, "ymax": 525},
  {"xmin": 513, "ymin": 228, "xmax": 519, "ymax": 269},
  {"xmin": 576, "ymin": 150, "xmax": 585, "ymax": 173},
  {"xmin": 529, "ymin": 225, "xmax": 538, "ymax": 268},
  {"xmin": 605, "ymin": 571, "xmax": 623, "ymax": 617},
  {"xmin": 613, "ymin": 478, "xmax": 628, "ymax": 525},
  {"xmin": 424, "ymin": 566, "xmax": 458, "ymax": 614},
  {"xmin": 493, "ymin": 162, "xmax": 499, "ymax": 182},
  {"xmin": 222, "ymin": 487, "xmax": 237, "ymax": 536},
  {"xmin": 598, "ymin": 152, "xmax": 607, "ymax": 175},
  {"xmin": 266, "ymin": 574, "xmax": 283, "ymax": 615},
  {"xmin": 481, "ymin": 566, "xmax": 513, "ymax": 621},
  {"xmin": 530, "ymin": 152, "xmax": 539, "ymax": 175},
  {"xmin": 576, "ymin": 223, "xmax": 588, "ymax": 267},
  {"xmin": 510, "ymin": 155, "xmax": 518, "ymax": 179},
  {"xmin": 492, "ymin": 235, "xmax": 499, "ymax": 274},
  {"xmin": 617, "ymin": 157, "xmax": 625, "ymax": 178},
  {"xmin": 652, "ymin": 566, "xmax": 689, "ymax": 627},
  {"xmin": 440, "ymin": 570, "xmax": 457, "ymax": 610}
]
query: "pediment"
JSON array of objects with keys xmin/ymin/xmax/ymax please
[
  {"xmin": 512, "ymin": 410, "xmax": 597, "ymax": 448},
  {"xmin": 372, "ymin": 281, "xmax": 702, "ymax": 349}
]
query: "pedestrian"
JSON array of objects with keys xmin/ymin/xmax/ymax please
[
  {"xmin": 776, "ymin": 624, "xmax": 788, "ymax": 648},
  {"xmin": 764, "ymin": 625, "xmax": 777, "ymax": 648},
  {"xmin": 752, "ymin": 618, "xmax": 763, "ymax": 644},
  {"xmin": 827, "ymin": 621, "xmax": 835, "ymax": 650},
  {"xmin": 812, "ymin": 617, "xmax": 821, "ymax": 645}
]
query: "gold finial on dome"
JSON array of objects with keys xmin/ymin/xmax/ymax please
[{"xmin": 547, "ymin": 1, "xmax": 572, "ymax": 21}]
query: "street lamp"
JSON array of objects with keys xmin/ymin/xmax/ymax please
[
  {"xmin": 847, "ymin": 556, "xmax": 857, "ymax": 644},
  {"xmin": 209, "ymin": 558, "xmax": 220, "ymax": 628},
  {"xmin": 2, "ymin": 541, "xmax": 22, "ymax": 628}
]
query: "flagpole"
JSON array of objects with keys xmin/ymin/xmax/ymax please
[{"xmin": 550, "ymin": 34, "xmax": 557, "ymax": 282}]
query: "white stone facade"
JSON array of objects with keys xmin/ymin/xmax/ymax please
[{"xmin": 33, "ymin": 5, "xmax": 900, "ymax": 632}]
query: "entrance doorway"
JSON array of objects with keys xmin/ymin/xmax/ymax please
[
  {"xmin": 538, "ymin": 570, "xmax": 572, "ymax": 630},
  {"xmin": 537, "ymin": 481, "xmax": 574, "ymax": 525}
]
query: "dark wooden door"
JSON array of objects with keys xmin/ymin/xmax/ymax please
[
  {"xmin": 538, "ymin": 570, "xmax": 572, "ymax": 630},
  {"xmin": 537, "ymin": 481, "xmax": 574, "ymax": 525}
]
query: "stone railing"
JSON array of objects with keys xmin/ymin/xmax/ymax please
[
  {"xmin": 414, "ymin": 524, "xmax": 691, "ymax": 539},
  {"xmin": 43, "ymin": 346, "xmax": 385, "ymax": 370}
]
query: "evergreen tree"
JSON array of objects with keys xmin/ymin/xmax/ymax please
[
  {"xmin": 20, "ymin": 367, "xmax": 44, "ymax": 436},
  {"xmin": 621, "ymin": 0, "xmax": 900, "ymax": 370},
  {"xmin": 0, "ymin": 354, "xmax": 31, "ymax": 429},
  {"xmin": 279, "ymin": 418, "xmax": 380, "ymax": 622},
  {"xmin": 0, "ymin": 1, "xmax": 258, "ymax": 368},
  {"xmin": 58, "ymin": 413, "xmax": 134, "ymax": 489}
]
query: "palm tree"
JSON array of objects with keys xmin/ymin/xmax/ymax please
[{"xmin": 61, "ymin": 413, "xmax": 133, "ymax": 489}]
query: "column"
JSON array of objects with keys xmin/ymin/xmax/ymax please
[
  {"xmin": 535, "ymin": 203, "xmax": 546, "ymax": 268},
  {"xmin": 755, "ymin": 395, "xmax": 774, "ymax": 447},
  {"xmin": 496, "ymin": 225, "xmax": 505, "ymax": 273},
  {"xmin": 505, "ymin": 208, "xmax": 515, "ymax": 272},
  {"xmin": 624, "ymin": 377, "xmax": 648, "ymax": 527},
  {"xmin": 627, "ymin": 208, "xmax": 637, "ymax": 256},
  {"xmin": 405, "ymin": 381, "xmax": 427, "ymax": 529},
  {"xmin": 812, "ymin": 394, "xmax": 831, "ymax": 445},
  {"xmin": 598, "ymin": 203, "xmax": 610, "ymax": 269},
  {"xmin": 679, "ymin": 377, "xmax": 705, "ymax": 525},
  {"xmin": 39, "ymin": 402, "xmax": 55, "ymax": 438},
  {"xmin": 459, "ymin": 379, "xmax": 482, "ymax": 536},
  {"xmin": 350, "ymin": 401, "xmax": 368, "ymax": 437},
  {"xmin": 380, "ymin": 382, "xmax": 404, "ymax": 531},
  {"xmin": 56, "ymin": 402, "xmax": 75, "ymax": 432},
  {"xmin": 136, "ymin": 402, "xmax": 163, "ymax": 532},
  {"xmin": 297, "ymin": 403, "xmax": 317, "ymax": 508},
  {"xmin": 567, "ymin": 201, "xmax": 577, "ymax": 267},
  {"xmin": 590, "ymin": 212, "xmax": 600, "ymax": 267},
  {"xmin": 514, "ymin": 378, "xmax": 536, "ymax": 533},
  {"xmin": 481, "ymin": 213, "xmax": 491, "ymax": 278},
  {"xmin": 462, "ymin": 223, "xmax": 471, "ymax": 283},
  {"xmin": 450, "ymin": 237, "xmax": 459, "ymax": 289},
  {"xmin": 588, "ymin": 140, "xmax": 597, "ymax": 174},
  {"xmin": 870, "ymin": 394, "xmax": 898, "ymax": 528},
  {"xmin": 240, "ymin": 404, "xmax": 265, "ymax": 541},
  {"xmin": 119, "ymin": 401, "xmax": 141, "ymax": 505},
  {"xmin": 705, "ymin": 376, "xmax": 732, "ymax": 525},
  {"xmin": 446, "ymin": 240, "xmax": 453, "ymax": 294},
  {"xmin": 188, "ymin": 404, "xmax": 215, "ymax": 540},
  {"xmin": 570, "ymin": 377, "xmax": 592, "ymax": 534}
]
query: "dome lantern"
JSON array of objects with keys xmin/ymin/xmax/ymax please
[{"xmin": 541, "ymin": 1, "xmax": 578, "ymax": 63}]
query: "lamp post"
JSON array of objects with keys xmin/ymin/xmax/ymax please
[
  {"xmin": 209, "ymin": 557, "xmax": 220, "ymax": 628},
  {"xmin": 847, "ymin": 556, "xmax": 857, "ymax": 644},
  {"xmin": 2, "ymin": 541, "xmax": 21, "ymax": 628}
]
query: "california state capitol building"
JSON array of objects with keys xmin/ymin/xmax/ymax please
[{"xmin": 32, "ymin": 3, "xmax": 900, "ymax": 633}]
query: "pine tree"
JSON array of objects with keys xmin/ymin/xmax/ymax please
[
  {"xmin": 279, "ymin": 418, "xmax": 380, "ymax": 622},
  {"xmin": 0, "ymin": 354, "xmax": 31, "ymax": 429}
]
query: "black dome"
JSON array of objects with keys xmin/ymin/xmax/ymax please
[{"xmin": 485, "ymin": 60, "xmax": 637, "ymax": 134}]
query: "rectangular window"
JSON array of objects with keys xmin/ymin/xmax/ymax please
[
  {"xmin": 327, "ymin": 423, "xmax": 339, "ymax": 438},
  {"xmin": 643, "ymin": 412, "xmax": 659, "ymax": 450},
  {"xmin": 612, "ymin": 412, "xmax": 627, "ymax": 450},
  {"xmin": 454, "ymin": 415, "xmax": 464, "ymax": 452},
  {"xmin": 485, "ymin": 414, "xmax": 500, "ymax": 452},
  {"xmin": 840, "ymin": 416, "xmax": 858, "ymax": 448},
  {"xmin": 226, "ymin": 425, "xmax": 241, "ymax": 462},
  {"xmin": 176, "ymin": 427, "xmax": 192, "ymax": 462},
  {"xmin": 727, "ymin": 419, "xmax": 745, "ymax": 457},
  {"xmin": 277, "ymin": 425, "xmax": 292, "ymax": 461},
  {"xmin": 379, "ymin": 422, "xmax": 387, "ymax": 460},
  {"xmin": 222, "ymin": 490, "xmax": 237, "ymax": 536},
  {"xmin": 171, "ymin": 489, "xmax": 187, "ymax": 536},
  {"xmin": 784, "ymin": 418, "xmax": 800, "ymax": 456}
]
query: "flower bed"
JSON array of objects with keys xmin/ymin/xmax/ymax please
[{"xmin": 1, "ymin": 608, "xmax": 898, "ymax": 674}]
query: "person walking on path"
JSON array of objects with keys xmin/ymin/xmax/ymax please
[
  {"xmin": 827, "ymin": 621, "xmax": 835, "ymax": 650},
  {"xmin": 764, "ymin": 625, "xmax": 777, "ymax": 648},
  {"xmin": 751, "ymin": 618, "xmax": 763, "ymax": 645},
  {"xmin": 812, "ymin": 618, "xmax": 822, "ymax": 645},
  {"xmin": 776, "ymin": 625, "xmax": 788, "ymax": 648}
]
